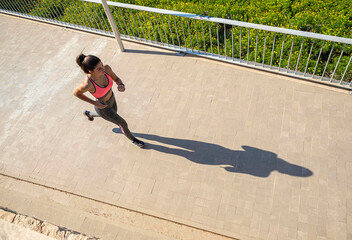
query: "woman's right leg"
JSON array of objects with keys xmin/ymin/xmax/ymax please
[{"xmin": 95, "ymin": 106, "xmax": 137, "ymax": 142}]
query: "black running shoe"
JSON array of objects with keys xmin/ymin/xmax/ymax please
[
  {"xmin": 83, "ymin": 110, "xmax": 94, "ymax": 121},
  {"xmin": 132, "ymin": 139, "xmax": 145, "ymax": 148}
]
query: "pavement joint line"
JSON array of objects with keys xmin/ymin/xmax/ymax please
[{"xmin": 0, "ymin": 172, "xmax": 240, "ymax": 240}]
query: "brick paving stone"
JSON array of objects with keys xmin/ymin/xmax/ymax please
[{"xmin": 1, "ymin": 13, "xmax": 352, "ymax": 240}]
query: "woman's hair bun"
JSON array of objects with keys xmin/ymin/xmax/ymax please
[{"xmin": 76, "ymin": 53, "xmax": 86, "ymax": 67}]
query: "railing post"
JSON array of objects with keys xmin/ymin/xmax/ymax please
[{"xmin": 101, "ymin": 0, "xmax": 125, "ymax": 52}]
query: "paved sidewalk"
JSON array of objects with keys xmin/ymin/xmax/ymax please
[{"xmin": 0, "ymin": 13, "xmax": 352, "ymax": 240}]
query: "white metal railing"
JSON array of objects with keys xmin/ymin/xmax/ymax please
[{"xmin": 1, "ymin": 0, "xmax": 351, "ymax": 90}]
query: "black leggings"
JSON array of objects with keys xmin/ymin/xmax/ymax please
[{"xmin": 94, "ymin": 92, "xmax": 136, "ymax": 141}]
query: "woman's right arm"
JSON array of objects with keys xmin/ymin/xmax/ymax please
[{"xmin": 73, "ymin": 80, "xmax": 107, "ymax": 109}]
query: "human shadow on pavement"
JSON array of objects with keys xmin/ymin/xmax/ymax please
[{"xmin": 113, "ymin": 129, "xmax": 313, "ymax": 178}]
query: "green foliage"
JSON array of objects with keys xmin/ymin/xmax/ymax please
[{"xmin": 1, "ymin": 0, "xmax": 351, "ymax": 82}]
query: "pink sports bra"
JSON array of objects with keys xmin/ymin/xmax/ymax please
[{"xmin": 88, "ymin": 73, "xmax": 113, "ymax": 99}]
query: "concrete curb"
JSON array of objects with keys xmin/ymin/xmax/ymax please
[{"xmin": 0, "ymin": 208, "xmax": 99, "ymax": 240}]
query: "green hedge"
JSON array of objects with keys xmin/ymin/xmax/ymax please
[{"xmin": 1, "ymin": 0, "xmax": 351, "ymax": 82}]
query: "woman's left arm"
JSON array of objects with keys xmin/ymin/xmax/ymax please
[
  {"xmin": 104, "ymin": 65, "xmax": 123, "ymax": 84},
  {"xmin": 104, "ymin": 64, "xmax": 125, "ymax": 92}
]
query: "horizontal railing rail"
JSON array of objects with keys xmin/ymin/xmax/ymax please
[{"xmin": 1, "ymin": 0, "xmax": 351, "ymax": 89}]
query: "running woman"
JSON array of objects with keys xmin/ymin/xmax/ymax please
[{"xmin": 74, "ymin": 54, "xmax": 144, "ymax": 148}]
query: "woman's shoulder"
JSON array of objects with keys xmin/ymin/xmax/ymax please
[
  {"xmin": 81, "ymin": 76, "xmax": 93, "ymax": 89},
  {"xmin": 103, "ymin": 64, "xmax": 114, "ymax": 74}
]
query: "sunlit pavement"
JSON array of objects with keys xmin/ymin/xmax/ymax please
[{"xmin": 1, "ymin": 13, "xmax": 352, "ymax": 240}]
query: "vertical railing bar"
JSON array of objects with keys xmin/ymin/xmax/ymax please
[
  {"xmin": 57, "ymin": 0, "xmax": 69, "ymax": 22},
  {"xmin": 82, "ymin": 2, "xmax": 97, "ymax": 29},
  {"xmin": 0, "ymin": 1, "xmax": 6, "ymax": 10},
  {"xmin": 24, "ymin": 0, "xmax": 34, "ymax": 14},
  {"xmin": 82, "ymin": 2, "xmax": 96, "ymax": 30},
  {"xmin": 217, "ymin": 23, "xmax": 220, "ymax": 58},
  {"xmin": 209, "ymin": 22, "xmax": 213, "ymax": 56},
  {"xmin": 90, "ymin": 3, "xmax": 105, "ymax": 33},
  {"xmin": 130, "ymin": 9, "xmax": 141, "ymax": 39},
  {"xmin": 312, "ymin": 40, "xmax": 325, "ymax": 78},
  {"xmin": 201, "ymin": 21, "xmax": 206, "ymax": 54},
  {"xmin": 247, "ymin": 28, "xmax": 250, "ymax": 63},
  {"xmin": 270, "ymin": 33, "xmax": 276, "ymax": 69},
  {"xmin": 2, "ymin": 0, "xmax": 14, "ymax": 12},
  {"xmin": 12, "ymin": 1, "xmax": 23, "ymax": 13},
  {"xmin": 239, "ymin": 27, "xmax": 242, "ymax": 61},
  {"xmin": 232, "ymin": 25, "xmax": 234, "ymax": 61},
  {"xmin": 60, "ymin": 0, "xmax": 74, "ymax": 25},
  {"xmin": 98, "ymin": 5, "xmax": 110, "ymax": 34},
  {"xmin": 95, "ymin": 5, "xmax": 109, "ymax": 33},
  {"xmin": 68, "ymin": 1, "xmax": 87, "ymax": 29},
  {"xmin": 126, "ymin": 9, "xmax": 136, "ymax": 39},
  {"xmin": 36, "ymin": 0, "xmax": 52, "ymax": 22},
  {"xmin": 18, "ymin": 0, "xmax": 32, "ymax": 16},
  {"xmin": 35, "ymin": 0, "xmax": 49, "ymax": 21},
  {"xmin": 62, "ymin": 1, "xmax": 77, "ymax": 25},
  {"xmin": 331, "ymin": 45, "xmax": 345, "ymax": 82},
  {"xmin": 18, "ymin": 0, "xmax": 33, "ymax": 17},
  {"xmin": 286, "ymin": 35, "xmax": 296, "ymax": 72},
  {"xmin": 50, "ymin": 0, "xmax": 64, "ymax": 22},
  {"xmin": 12, "ymin": 0, "xmax": 23, "ymax": 14},
  {"xmin": 224, "ymin": 24, "xmax": 227, "ymax": 59},
  {"xmin": 142, "ymin": 11, "xmax": 152, "ymax": 43},
  {"xmin": 59, "ymin": 0, "xmax": 69, "ymax": 22},
  {"xmin": 160, "ymin": 14, "xmax": 169, "ymax": 46},
  {"xmin": 7, "ymin": 0, "xmax": 20, "ymax": 13},
  {"xmin": 187, "ymin": 18, "xmax": 193, "ymax": 51},
  {"xmin": 72, "ymin": 0, "xmax": 89, "ymax": 30},
  {"xmin": 97, "ymin": 5, "xmax": 111, "ymax": 33},
  {"xmin": 295, "ymin": 37, "xmax": 305, "ymax": 74},
  {"xmin": 136, "ymin": 11, "xmax": 147, "ymax": 41},
  {"xmin": 17, "ymin": 0, "xmax": 29, "ymax": 15},
  {"xmin": 86, "ymin": 3, "xmax": 102, "ymax": 32},
  {"xmin": 255, "ymin": 29, "xmax": 258, "ymax": 64},
  {"xmin": 61, "ymin": 0, "xmax": 74, "ymax": 24},
  {"xmin": 278, "ymin": 34, "xmax": 286, "ymax": 70},
  {"xmin": 154, "ymin": 13, "xmax": 163, "ymax": 43},
  {"xmin": 1, "ymin": 1, "xmax": 12, "ymax": 13},
  {"xmin": 194, "ymin": 19, "xmax": 200, "ymax": 53},
  {"xmin": 57, "ymin": 0, "xmax": 67, "ymax": 22},
  {"xmin": 262, "ymin": 31, "xmax": 268, "ymax": 67},
  {"xmin": 4, "ymin": 1, "xmax": 17, "ymax": 13},
  {"xmin": 341, "ymin": 55, "xmax": 352, "ymax": 84},
  {"xmin": 3, "ymin": 0, "xmax": 15, "ymax": 11},
  {"xmin": 119, "ymin": 7, "xmax": 133, "ymax": 36},
  {"xmin": 45, "ymin": 0, "xmax": 61, "ymax": 23},
  {"xmin": 25, "ymin": 0, "xmax": 36, "ymax": 16},
  {"xmin": 72, "ymin": 1, "xmax": 90, "ymax": 29},
  {"xmin": 180, "ymin": 17, "xmax": 187, "ymax": 51},
  {"xmin": 173, "ymin": 15, "xmax": 181, "ymax": 48},
  {"xmin": 147, "ymin": 12, "xmax": 157, "ymax": 43},
  {"xmin": 56, "ymin": 0, "xmax": 68, "ymax": 22},
  {"xmin": 321, "ymin": 42, "xmax": 335, "ymax": 80},
  {"xmin": 120, "ymin": 8, "xmax": 131, "ymax": 38},
  {"xmin": 37, "ymin": 0, "xmax": 51, "ymax": 21},
  {"xmin": 114, "ymin": 8, "xmax": 127, "ymax": 36},
  {"xmin": 167, "ymin": 15, "xmax": 175, "ymax": 47},
  {"xmin": 8, "ymin": 0, "xmax": 21, "ymax": 13},
  {"xmin": 304, "ymin": 39, "xmax": 315, "ymax": 76}
]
